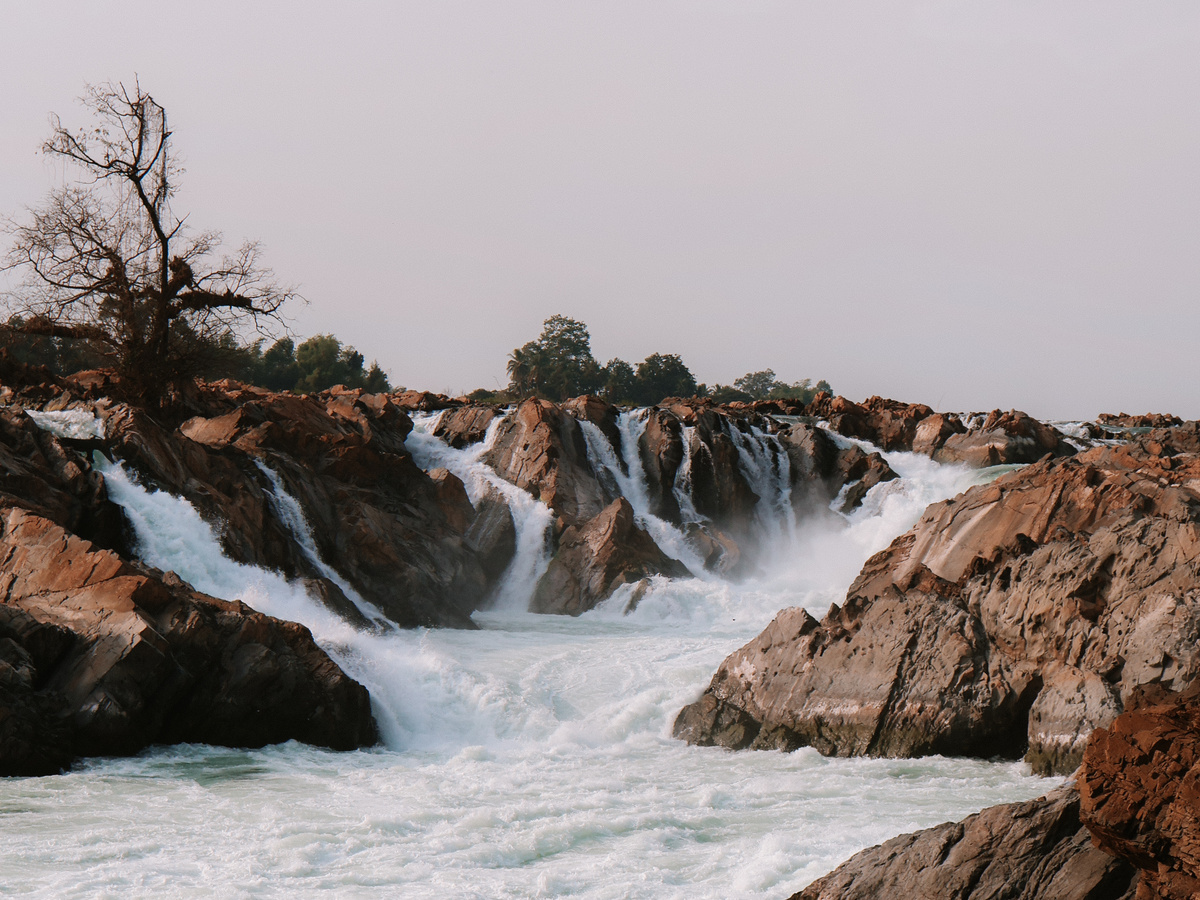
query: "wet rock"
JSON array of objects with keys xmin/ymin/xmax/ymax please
[
  {"xmin": 393, "ymin": 390, "xmax": 461, "ymax": 412},
  {"xmin": 464, "ymin": 487, "xmax": 518, "ymax": 588},
  {"xmin": 484, "ymin": 398, "xmax": 610, "ymax": 527},
  {"xmin": 1080, "ymin": 684, "xmax": 1200, "ymax": 900},
  {"xmin": 562, "ymin": 395, "xmax": 622, "ymax": 453},
  {"xmin": 428, "ymin": 468, "xmax": 474, "ymax": 534},
  {"xmin": 1098, "ymin": 412, "xmax": 1184, "ymax": 430},
  {"xmin": 778, "ymin": 423, "xmax": 898, "ymax": 513},
  {"xmin": 936, "ymin": 409, "xmax": 1077, "ymax": 466},
  {"xmin": 433, "ymin": 405, "xmax": 499, "ymax": 448},
  {"xmin": 531, "ymin": 498, "xmax": 690, "ymax": 615},
  {"xmin": 0, "ymin": 508, "xmax": 377, "ymax": 775},
  {"xmin": 112, "ymin": 385, "xmax": 486, "ymax": 629},
  {"xmin": 791, "ymin": 783, "xmax": 1138, "ymax": 900},
  {"xmin": 677, "ymin": 427, "xmax": 1200, "ymax": 774},
  {"xmin": 638, "ymin": 408, "xmax": 685, "ymax": 523}
]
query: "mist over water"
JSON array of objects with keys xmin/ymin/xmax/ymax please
[{"xmin": 2, "ymin": 415, "xmax": 1053, "ymax": 898}]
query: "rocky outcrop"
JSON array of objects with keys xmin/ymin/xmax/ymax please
[
  {"xmin": 530, "ymin": 498, "xmax": 691, "ymax": 615},
  {"xmin": 1080, "ymin": 684, "xmax": 1200, "ymax": 899},
  {"xmin": 805, "ymin": 393, "xmax": 1079, "ymax": 465},
  {"xmin": 778, "ymin": 423, "xmax": 898, "ymax": 513},
  {"xmin": 110, "ymin": 383, "xmax": 487, "ymax": 628},
  {"xmin": 936, "ymin": 409, "xmax": 1079, "ymax": 466},
  {"xmin": 1099, "ymin": 413, "xmax": 1183, "ymax": 430},
  {"xmin": 677, "ymin": 426, "xmax": 1200, "ymax": 774},
  {"xmin": 791, "ymin": 783, "xmax": 1138, "ymax": 900},
  {"xmin": 484, "ymin": 398, "xmax": 610, "ymax": 528},
  {"xmin": 0, "ymin": 508, "xmax": 376, "ymax": 776},
  {"xmin": 433, "ymin": 405, "xmax": 500, "ymax": 449}
]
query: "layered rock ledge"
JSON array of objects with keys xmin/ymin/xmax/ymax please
[{"xmin": 677, "ymin": 424, "xmax": 1200, "ymax": 775}]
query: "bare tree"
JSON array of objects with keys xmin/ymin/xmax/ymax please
[{"xmin": 2, "ymin": 80, "xmax": 295, "ymax": 405}]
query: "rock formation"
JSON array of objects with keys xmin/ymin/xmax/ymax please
[
  {"xmin": 0, "ymin": 507, "xmax": 376, "ymax": 776},
  {"xmin": 677, "ymin": 425, "xmax": 1200, "ymax": 775},
  {"xmin": 790, "ymin": 782, "xmax": 1138, "ymax": 900},
  {"xmin": 530, "ymin": 498, "xmax": 690, "ymax": 615},
  {"xmin": 1080, "ymin": 684, "xmax": 1200, "ymax": 899}
]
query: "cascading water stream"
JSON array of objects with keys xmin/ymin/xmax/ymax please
[
  {"xmin": 405, "ymin": 411, "xmax": 555, "ymax": 611},
  {"xmin": 253, "ymin": 460, "xmax": 392, "ymax": 630},
  {"xmin": 724, "ymin": 421, "xmax": 797, "ymax": 546},
  {"xmin": 576, "ymin": 415, "xmax": 710, "ymax": 576}
]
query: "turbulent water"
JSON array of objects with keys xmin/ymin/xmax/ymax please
[{"xmin": 1, "ymin": 412, "xmax": 1055, "ymax": 899}]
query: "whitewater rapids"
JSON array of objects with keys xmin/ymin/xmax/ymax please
[{"xmin": 0, "ymin": 417, "xmax": 1053, "ymax": 899}]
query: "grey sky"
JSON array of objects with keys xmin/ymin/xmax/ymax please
[{"xmin": 3, "ymin": 2, "xmax": 1199, "ymax": 419}]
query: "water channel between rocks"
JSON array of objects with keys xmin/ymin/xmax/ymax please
[{"xmin": 1, "ymin": 412, "xmax": 1055, "ymax": 899}]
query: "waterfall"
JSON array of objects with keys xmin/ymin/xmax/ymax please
[
  {"xmin": 253, "ymin": 460, "xmax": 392, "ymax": 630},
  {"xmin": 405, "ymin": 412, "xmax": 555, "ymax": 612},
  {"xmin": 576, "ymin": 414, "xmax": 707, "ymax": 576},
  {"xmin": 725, "ymin": 422, "xmax": 797, "ymax": 546},
  {"xmin": 672, "ymin": 424, "xmax": 705, "ymax": 524}
]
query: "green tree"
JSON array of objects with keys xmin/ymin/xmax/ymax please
[
  {"xmin": 506, "ymin": 315, "xmax": 602, "ymax": 400},
  {"xmin": 734, "ymin": 369, "xmax": 782, "ymax": 400},
  {"xmin": 632, "ymin": 353, "xmax": 697, "ymax": 405},
  {"xmin": 601, "ymin": 358, "xmax": 637, "ymax": 404}
]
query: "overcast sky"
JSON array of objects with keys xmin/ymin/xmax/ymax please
[{"xmin": 3, "ymin": 2, "xmax": 1199, "ymax": 419}]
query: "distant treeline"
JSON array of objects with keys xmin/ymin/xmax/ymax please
[
  {"xmin": 2, "ymin": 317, "xmax": 390, "ymax": 395},
  {"xmin": 487, "ymin": 314, "xmax": 831, "ymax": 405}
]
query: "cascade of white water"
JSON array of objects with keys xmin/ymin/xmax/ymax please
[
  {"xmin": 725, "ymin": 422, "xmax": 797, "ymax": 546},
  {"xmin": 405, "ymin": 412, "xmax": 555, "ymax": 612},
  {"xmin": 253, "ymin": 460, "xmax": 391, "ymax": 629},
  {"xmin": 576, "ymin": 417, "xmax": 708, "ymax": 576},
  {"xmin": 672, "ymin": 424, "xmax": 705, "ymax": 524}
]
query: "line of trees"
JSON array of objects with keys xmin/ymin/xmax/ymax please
[{"xmin": 501, "ymin": 315, "xmax": 830, "ymax": 406}]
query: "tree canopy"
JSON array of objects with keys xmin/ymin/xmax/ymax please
[
  {"xmin": 502, "ymin": 315, "xmax": 833, "ymax": 407},
  {"xmin": 1, "ymin": 81, "xmax": 294, "ymax": 406}
]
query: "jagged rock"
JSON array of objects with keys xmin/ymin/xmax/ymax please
[
  {"xmin": 530, "ymin": 498, "xmax": 691, "ymax": 615},
  {"xmin": 791, "ymin": 783, "xmax": 1138, "ymax": 900},
  {"xmin": 464, "ymin": 488, "xmax": 518, "ymax": 587},
  {"xmin": 111, "ymin": 386, "xmax": 486, "ymax": 629},
  {"xmin": 433, "ymin": 405, "xmax": 500, "ymax": 448},
  {"xmin": 393, "ymin": 390, "xmax": 461, "ymax": 412},
  {"xmin": 428, "ymin": 468, "xmax": 474, "ymax": 533},
  {"xmin": 484, "ymin": 398, "xmax": 610, "ymax": 527},
  {"xmin": 677, "ymin": 427, "xmax": 1200, "ymax": 774},
  {"xmin": 936, "ymin": 409, "xmax": 1077, "ymax": 466},
  {"xmin": 638, "ymin": 408, "xmax": 685, "ymax": 523},
  {"xmin": 912, "ymin": 412, "xmax": 968, "ymax": 456},
  {"xmin": 1080, "ymin": 684, "xmax": 1200, "ymax": 900},
  {"xmin": 562, "ymin": 395, "xmax": 622, "ymax": 452},
  {"xmin": 0, "ymin": 508, "xmax": 377, "ymax": 776},
  {"xmin": 778, "ymin": 423, "xmax": 898, "ymax": 512}
]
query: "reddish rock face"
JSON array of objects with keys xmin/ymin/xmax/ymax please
[
  {"xmin": 530, "ymin": 498, "xmax": 691, "ymax": 616},
  {"xmin": 483, "ymin": 398, "xmax": 610, "ymax": 528},
  {"xmin": 433, "ymin": 405, "xmax": 500, "ymax": 449},
  {"xmin": 677, "ymin": 425, "xmax": 1200, "ymax": 774},
  {"xmin": 1081, "ymin": 684, "xmax": 1200, "ymax": 900},
  {"xmin": 0, "ymin": 508, "xmax": 376, "ymax": 776},
  {"xmin": 113, "ymin": 386, "xmax": 486, "ymax": 629}
]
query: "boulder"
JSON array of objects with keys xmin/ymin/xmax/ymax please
[
  {"xmin": 433, "ymin": 405, "xmax": 500, "ymax": 449},
  {"xmin": 1080, "ymin": 684, "xmax": 1200, "ymax": 900},
  {"xmin": 676, "ymin": 426, "xmax": 1200, "ymax": 774},
  {"xmin": 778, "ymin": 423, "xmax": 898, "ymax": 513},
  {"xmin": 562, "ymin": 395, "xmax": 622, "ymax": 453},
  {"xmin": 530, "ymin": 498, "xmax": 691, "ymax": 615},
  {"xmin": 1098, "ymin": 413, "xmax": 1184, "ymax": 430},
  {"xmin": 936, "ymin": 409, "xmax": 1077, "ymax": 466},
  {"xmin": 483, "ymin": 398, "xmax": 610, "ymax": 527},
  {"xmin": 791, "ymin": 783, "xmax": 1137, "ymax": 900},
  {"xmin": 0, "ymin": 507, "xmax": 377, "ymax": 776}
]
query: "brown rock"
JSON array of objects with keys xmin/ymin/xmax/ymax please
[
  {"xmin": 483, "ymin": 399, "xmax": 610, "ymax": 527},
  {"xmin": 937, "ymin": 409, "xmax": 1077, "ymax": 466},
  {"xmin": 530, "ymin": 498, "xmax": 691, "ymax": 615},
  {"xmin": 1080, "ymin": 684, "xmax": 1200, "ymax": 900},
  {"xmin": 429, "ymin": 468, "xmax": 474, "ymax": 533},
  {"xmin": 792, "ymin": 783, "xmax": 1137, "ymax": 900},
  {"xmin": 0, "ymin": 508, "xmax": 377, "ymax": 775},
  {"xmin": 433, "ymin": 405, "xmax": 500, "ymax": 449},
  {"xmin": 677, "ymin": 427, "xmax": 1200, "ymax": 774}
]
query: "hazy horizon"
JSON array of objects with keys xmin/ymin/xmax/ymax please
[{"xmin": 3, "ymin": 2, "xmax": 1199, "ymax": 420}]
